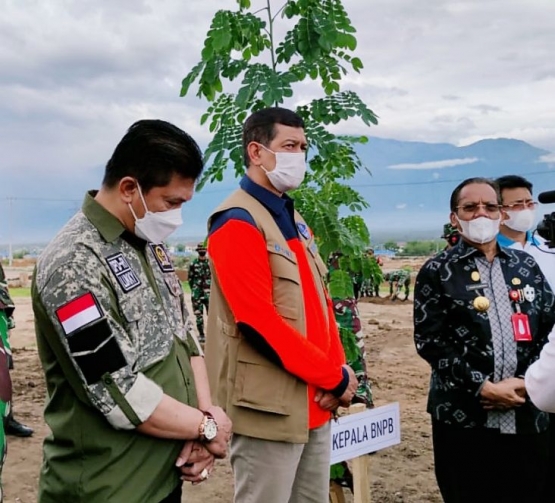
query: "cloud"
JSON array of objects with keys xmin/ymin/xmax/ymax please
[
  {"xmin": 538, "ymin": 153, "xmax": 555, "ymax": 164},
  {"xmin": 1, "ymin": 0, "xmax": 555, "ymax": 219},
  {"xmin": 396, "ymin": 204, "xmax": 407, "ymax": 210},
  {"xmin": 388, "ymin": 158, "xmax": 479, "ymax": 170},
  {"xmin": 470, "ymin": 104, "xmax": 503, "ymax": 115},
  {"xmin": 442, "ymin": 95, "xmax": 462, "ymax": 101}
]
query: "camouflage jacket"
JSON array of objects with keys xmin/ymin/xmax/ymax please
[
  {"xmin": 188, "ymin": 258, "xmax": 211, "ymax": 292},
  {"xmin": 32, "ymin": 191, "xmax": 200, "ymax": 503},
  {"xmin": 388, "ymin": 269, "xmax": 410, "ymax": 283},
  {"xmin": 0, "ymin": 263, "xmax": 15, "ymax": 321}
]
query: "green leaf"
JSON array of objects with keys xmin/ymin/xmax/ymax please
[
  {"xmin": 351, "ymin": 56, "xmax": 363, "ymax": 71},
  {"xmin": 180, "ymin": 61, "xmax": 204, "ymax": 97},
  {"xmin": 181, "ymin": 0, "xmax": 379, "ymax": 271}
]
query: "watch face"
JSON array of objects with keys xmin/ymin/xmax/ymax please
[{"xmin": 204, "ymin": 419, "xmax": 218, "ymax": 440}]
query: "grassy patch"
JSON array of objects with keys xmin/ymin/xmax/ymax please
[{"xmin": 9, "ymin": 287, "xmax": 31, "ymax": 298}]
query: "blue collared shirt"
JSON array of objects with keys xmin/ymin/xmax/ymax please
[
  {"xmin": 497, "ymin": 230, "xmax": 540, "ymax": 248},
  {"xmin": 209, "ymin": 176, "xmax": 298, "ymax": 240}
]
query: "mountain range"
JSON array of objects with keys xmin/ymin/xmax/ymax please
[{"xmin": 1, "ymin": 136, "xmax": 554, "ymax": 250}]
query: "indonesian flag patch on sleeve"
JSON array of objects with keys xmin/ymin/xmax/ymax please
[{"xmin": 56, "ymin": 292, "xmax": 103, "ymax": 336}]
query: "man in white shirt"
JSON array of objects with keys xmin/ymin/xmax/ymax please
[
  {"xmin": 496, "ymin": 175, "xmax": 555, "ymax": 501},
  {"xmin": 496, "ymin": 175, "xmax": 555, "ymax": 290}
]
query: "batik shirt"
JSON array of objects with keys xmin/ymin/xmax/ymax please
[{"xmin": 414, "ymin": 239, "xmax": 555, "ymax": 433}]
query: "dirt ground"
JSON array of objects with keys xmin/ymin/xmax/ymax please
[{"xmin": 3, "ymin": 285, "xmax": 441, "ymax": 502}]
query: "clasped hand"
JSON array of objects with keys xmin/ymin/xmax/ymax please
[
  {"xmin": 314, "ymin": 364, "xmax": 358, "ymax": 411},
  {"xmin": 479, "ymin": 377, "xmax": 526, "ymax": 410},
  {"xmin": 175, "ymin": 405, "xmax": 232, "ymax": 484}
]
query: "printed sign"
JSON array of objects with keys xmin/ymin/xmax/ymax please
[{"xmin": 330, "ymin": 402, "xmax": 401, "ymax": 464}]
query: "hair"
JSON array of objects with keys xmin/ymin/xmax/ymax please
[
  {"xmin": 449, "ymin": 177, "xmax": 501, "ymax": 212},
  {"xmin": 495, "ymin": 175, "xmax": 533, "ymax": 196},
  {"xmin": 102, "ymin": 120, "xmax": 204, "ymax": 191},
  {"xmin": 242, "ymin": 107, "xmax": 305, "ymax": 168}
]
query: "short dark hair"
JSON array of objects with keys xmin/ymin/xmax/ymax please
[
  {"xmin": 102, "ymin": 120, "xmax": 203, "ymax": 191},
  {"xmin": 450, "ymin": 177, "xmax": 500, "ymax": 212},
  {"xmin": 495, "ymin": 175, "xmax": 533, "ymax": 196},
  {"xmin": 242, "ymin": 107, "xmax": 305, "ymax": 168}
]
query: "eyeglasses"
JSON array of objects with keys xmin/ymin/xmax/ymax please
[
  {"xmin": 455, "ymin": 203, "xmax": 502, "ymax": 215},
  {"xmin": 502, "ymin": 201, "xmax": 538, "ymax": 211}
]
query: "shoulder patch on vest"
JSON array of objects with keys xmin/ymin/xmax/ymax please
[
  {"xmin": 296, "ymin": 222, "xmax": 310, "ymax": 240},
  {"xmin": 149, "ymin": 243, "xmax": 174, "ymax": 273},
  {"xmin": 106, "ymin": 253, "xmax": 141, "ymax": 293}
]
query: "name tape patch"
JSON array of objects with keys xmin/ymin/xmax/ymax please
[
  {"xmin": 106, "ymin": 253, "xmax": 141, "ymax": 292},
  {"xmin": 466, "ymin": 283, "xmax": 489, "ymax": 292}
]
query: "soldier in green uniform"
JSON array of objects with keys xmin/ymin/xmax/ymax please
[
  {"xmin": 0, "ymin": 269, "xmax": 14, "ymax": 503},
  {"xmin": 358, "ymin": 249, "xmax": 383, "ymax": 299},
  {"xmin": 32, "ymin": 120, "xmax": 231, "ymax": 503},
  {"xmin": 327, "ymin": 252, "xmax": 373, "ymax": 492},
  {"xmin": 0, "ymin": 263, "xmax": 33, "ymax": 437},
  {"xmin": 187, "ymin": 243, "xmax": 211, "ymax": 342},
  {"xmin": 441, "ymin": 222, "xmax": 461, "ymax": 250},
  {"xmin": 384, "ymin": 269, "xmax": 411, "ymax": 301}
]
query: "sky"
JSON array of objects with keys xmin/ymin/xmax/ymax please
[{"xmin": 1, "ymin": 0, "xmax": 554, "ymax": 242}]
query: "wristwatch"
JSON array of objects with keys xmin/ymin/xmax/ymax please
[{"xmin": 198, "ymin": 411, "xmax": 218, "ymax": 442}]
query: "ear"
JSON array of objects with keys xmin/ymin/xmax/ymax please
[
  {"xmin": 449, "ymin": 212, "xmax": 461, "ymax": 232},
  {"xmin": 246, "ymin": 141, "xmax": 263, "ymax": 168},
  {"xmin": 118, "ymin": 177, "xmax": 138, "ymax": 204}
]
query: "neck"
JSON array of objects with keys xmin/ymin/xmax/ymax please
[
  {"xmin": 499, "ymin": 224, "xmax": 527, "ymax": 246},
  {"xmin": 467, "ymin": 238, "xmax": 498, "ymax": 262},
  {"xmin": 246, "ymin": 167, "xmax": 283, "ymax": 197},
  {"xmin": 95, "ymin": 188, "xmax": 134, "ymax": 231}
]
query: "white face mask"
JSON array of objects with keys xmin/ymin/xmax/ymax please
[
  {"xmin": 456, "ymin": 216, "xmax": 500, "ymax": 244},
  {"xmin": 128, "ymin": 184, "xmax": 183, "ymax": 243},
  {"xmin": 504, "ymin": 209, "xmax": 536, "ymax": 233},
  {"xmin": 259, "ymin": 144, "xmax": 307, "ymax": 193}
]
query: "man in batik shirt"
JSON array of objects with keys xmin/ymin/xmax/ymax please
[{"xmin": 414, "ymin": 177, "xmax": 555, "ymax": 503}]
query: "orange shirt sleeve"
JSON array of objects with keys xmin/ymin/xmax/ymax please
[{"xmin": 208, "ymin": 219, "xmax": 344, "ymax": 391}]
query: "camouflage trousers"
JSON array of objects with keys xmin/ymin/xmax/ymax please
[
  {"xmin": 359, "ymin": 278, "xmax": 380, "ymax": 298},
  {"xmin": 191, "ymin": 292, "xmax": 209, "ymax": 341},
  {"xmin": 389, "ymin": 278, "xmax": 410, "ymax": 300},
  {"xmin": 0, "ymin": 311, "xmax": 10, "ymax": 503}
]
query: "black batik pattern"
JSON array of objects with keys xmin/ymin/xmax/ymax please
[{"xmin": 413, "ymin": 239, "xmax": 555, "ymax": 433}]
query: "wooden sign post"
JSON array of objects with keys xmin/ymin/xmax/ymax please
[{"xmin": 329, "ymin": 403, "xmax": 401, "ymax": 503}]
